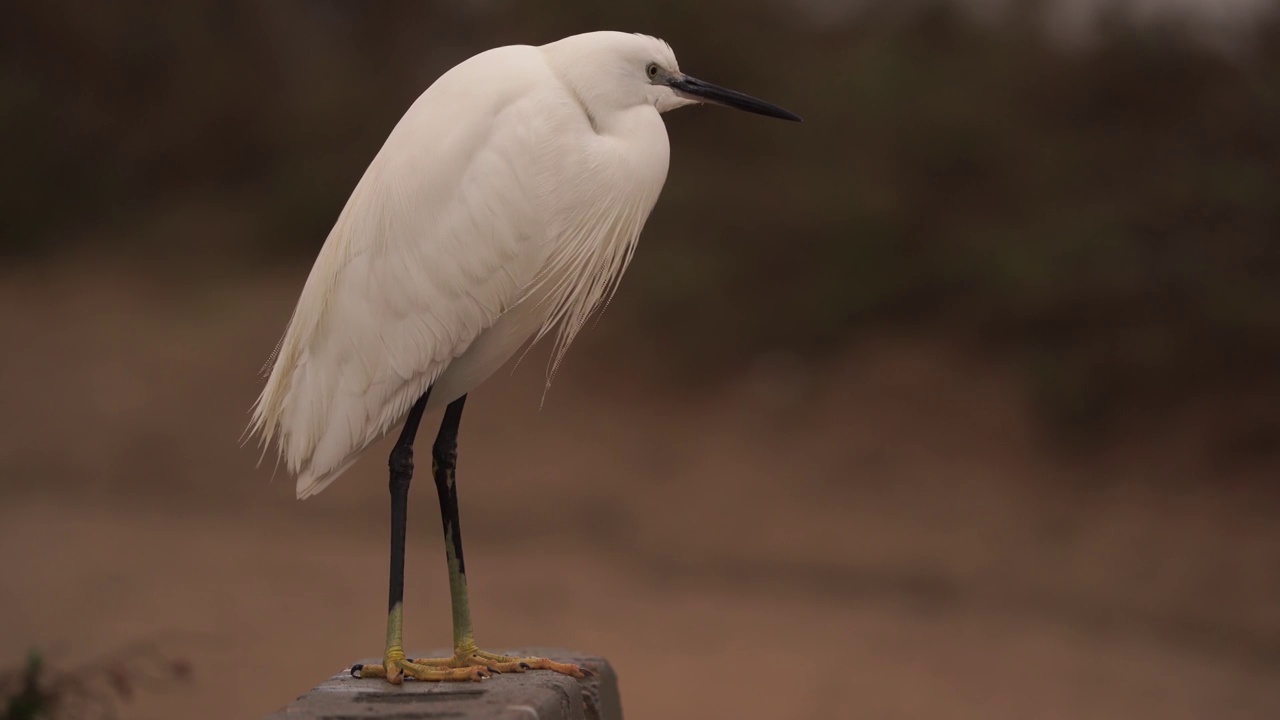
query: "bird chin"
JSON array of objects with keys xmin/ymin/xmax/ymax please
[{"xmin": 657, "ymin": 93, "xmax": 701, "ymax": 114}]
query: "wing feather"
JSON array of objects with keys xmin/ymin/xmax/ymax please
[{"xmin": 250, "ymin": 49, "xmax": 552, "ymax": 498}]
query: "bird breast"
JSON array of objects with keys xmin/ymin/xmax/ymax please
[
  {"xmin": 523, "ymin": 104, "xmax": 671, "ymax": 377},
  {"xmin": 432, "ymin": 102, "xmax": 671, "ymax": 401}
]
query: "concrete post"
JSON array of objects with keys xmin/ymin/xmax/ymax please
[{"xmin": 266, "ymin": 649, "xmax": 622, "ymax": 720}]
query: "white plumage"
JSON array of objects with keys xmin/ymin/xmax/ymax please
[{"xmin": 249, "ymin": 31, "xmax": 799, "ymax": 499}]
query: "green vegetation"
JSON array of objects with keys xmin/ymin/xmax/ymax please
[
  {"xmin": 1, "ymin": 654, "xmax": 50, "ymax": 720},
  {"xmin": 0, "ymin": 647, "xmax": 190, "ymax": 720}
]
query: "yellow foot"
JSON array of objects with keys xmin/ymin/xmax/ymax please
[
  {"xmin": 350, "ymin": 651, "xmax": 490, "ymax": 684},
  {"xmin": 410, "ymin": 649, "xmax": 591, "ymax": 679}
]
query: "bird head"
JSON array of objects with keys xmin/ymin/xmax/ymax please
[{"xmin": 543, "ymin": 32, "xmax": 801, "ymax": 125}]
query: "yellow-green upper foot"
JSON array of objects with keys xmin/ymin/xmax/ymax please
[
  {"xmin": 411, "ymin": 648, "xmax": 592, "ymax": 679},
  {"xmin": 351, "ymin": 650, "xmax": 491, "ymax": 684}
]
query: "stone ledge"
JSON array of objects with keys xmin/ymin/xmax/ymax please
[{"xmin": 266, "ymin": 649, "xmax": 621, "ymax": 720}]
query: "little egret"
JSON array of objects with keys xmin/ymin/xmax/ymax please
[{"xmin": 250, "ymin": 30, "xmax": 799, "ymax": 684}]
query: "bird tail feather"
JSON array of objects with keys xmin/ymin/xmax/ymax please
[{"xmin": 295, "ymin": 456, "xmax": 361, "ymax": 500}]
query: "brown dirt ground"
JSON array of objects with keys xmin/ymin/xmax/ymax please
[{"xmin": 1, "ymin": 257, "xmax": 1278, "ymax": 719}]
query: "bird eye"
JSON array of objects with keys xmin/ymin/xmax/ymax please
[{"xmin": 646, "ymin": 63, "xmax": 660, "ymax": 79}]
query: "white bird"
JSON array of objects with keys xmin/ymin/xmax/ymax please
[{"xmin": 250, "ymin": 30, "xmax": 799, "ymax": 685}]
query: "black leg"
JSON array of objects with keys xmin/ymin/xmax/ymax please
[
  {"xmin": 388, "ymin": 389, "xmax": 433, "ymax": 614},
  {"xmin": 369, "ymin": 388, "xmax": 431, "ymax": 683},
  {"xmin": 354, "ymin": 388, "xmax": 498, "ymax": 683},
  {"xmin": 431, "ymin": 395, "xmax": 477, "ymax": 650},
  {"xmin": 365, "ymin": 392, "xmax": 588, "ymax": 680}
]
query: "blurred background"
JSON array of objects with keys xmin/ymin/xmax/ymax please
[{"xmin": 2, "ymin": 0, "xmax": 1279, "ymax": 718}]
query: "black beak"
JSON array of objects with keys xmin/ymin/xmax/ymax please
[{"xmin": 668, "ymin": 74, "xmax": 802, "ymax": 122}]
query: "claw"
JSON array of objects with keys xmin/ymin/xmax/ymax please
[{"xmin": 350, "ymin": 664, "xmax": 363, "ymax": 678}]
